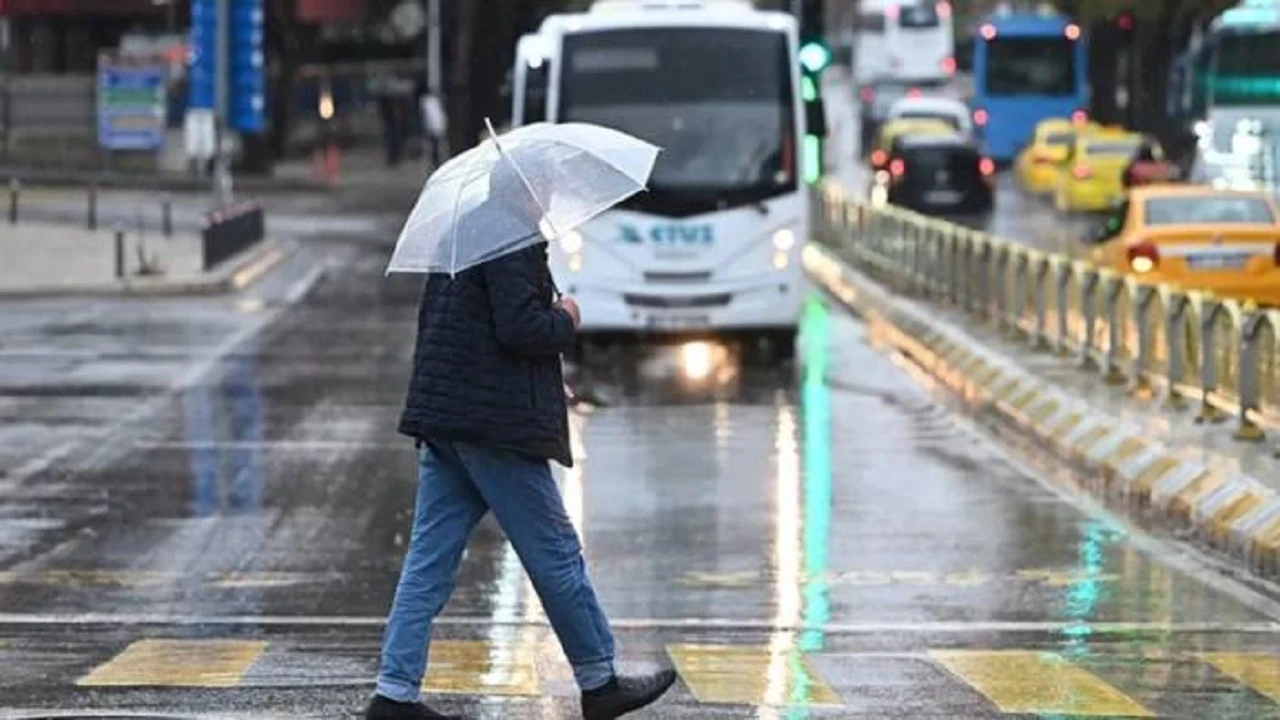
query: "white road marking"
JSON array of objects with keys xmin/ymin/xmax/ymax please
[{"xmin": 0, "ymin": 613, "xmax": 1274, "ymax": 634}]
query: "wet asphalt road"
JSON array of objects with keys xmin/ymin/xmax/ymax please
[{"xmin": 2, "ymin": 219, "xmax": 1280, "ymax": 718}]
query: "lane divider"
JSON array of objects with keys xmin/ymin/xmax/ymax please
[{"xmin": 804, "ymin": 244, "xmax": 1280, "ymax": 579}]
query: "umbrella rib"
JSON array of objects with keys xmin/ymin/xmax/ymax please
[{"xmin": 484, "ymin": 117, "xmax": 558, "ymax": 238}]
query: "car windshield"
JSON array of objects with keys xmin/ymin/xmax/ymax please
[
  {"xmin": 898, "ymin": 111, "xmax": 961, "ymax": 130},
  {"xmin": 560, "ymin": 27, "xmax": 796, "ymax": 211},
  {"xmin": 983, "ymin": 37, "xmax": 1076, "ymax": 96},
  {"xmin": 1044, "ymin": 131, "xmax": 1074, "ymax": 146},
  {"xmin": 1145, "ymin": 196, "xmax": 1275, "ymax": 224}
]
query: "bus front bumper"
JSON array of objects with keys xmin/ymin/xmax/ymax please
[{"xmin": 563, "ymin": 275, "xmax": 807, "ymax": 334}]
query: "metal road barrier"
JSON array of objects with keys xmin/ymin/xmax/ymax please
[{"xmin": 811, "ymin": 183, "xmax": 1280, "ymax": 453}]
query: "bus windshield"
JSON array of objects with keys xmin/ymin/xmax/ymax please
[
  {"xmin": 983, "ymin": 37, "xmax": 1076, "ymax": 96},
  {"xmin": 1210, "ymin": 29, "xmax": 1280, "ymax": 105},
  {"xmin": 899, "ymin": 4, "xmax": 940, "ymax": 29},
  {"xmin": 560, "ymin": 28, "xmax": 797, "ymax": 210}
]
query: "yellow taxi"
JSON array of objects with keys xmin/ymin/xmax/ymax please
[
  {"xmin": 1085, "ymin": 185, "xmax": 1280, "ymax": 305},
  {"xmin": 869, "ymin": 118, "xmax": 954, "ymax": 171},
  {"xmin": 1015, "ymin": 118, "xmax": 1076, "ymax": 194},
  {"xmin": 1053, "ymin": 130, "xmax": 1149, "ymax": 213}
]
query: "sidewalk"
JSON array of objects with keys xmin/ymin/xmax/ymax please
[
  {"xmin": 0, "ymin": 221, "xmax": 289, "ymax": 296},
  {"xmin": 806, "ymin": 244, "xmax": 1280, "ymax": 579},
  {"xmin": 0, "ymin": 146, "xmax": 429, "ymax": 198}
]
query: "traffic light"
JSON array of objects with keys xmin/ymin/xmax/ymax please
[
  {"xmin": 799, "ymin": 0, "xmax": 828, "ymax": 183},
  {"xmin": 1116, "ymin": 11, "xmax": 1134, "ymax": 32},
  {"xmin": 799, "ymin": 0, "xmax": 827, "ymax": 72},
  {"xmin": 799, "ymin": 41, "xmax": 832, "ymax": 75}
]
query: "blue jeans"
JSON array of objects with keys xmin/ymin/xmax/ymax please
[{"xmin": 375, "ymin": 441, "xmax": 616, "ymax": 702}]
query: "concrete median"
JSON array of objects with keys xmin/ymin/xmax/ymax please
[{"xmin": 805, "ymin": 242, "xmax": 1280, "ymax": 579}]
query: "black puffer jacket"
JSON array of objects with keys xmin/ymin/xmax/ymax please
[{"xmin": 398, "ymin": 242, "xmax": 575, "ymax": 466}]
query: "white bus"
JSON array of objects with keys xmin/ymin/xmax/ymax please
[
  {"xmin": 853, "ymin": 0, "xmax": 956, "ymax": 85},
  {"xmin": 524, "ymin": 0, "xmax": 819, "ymax": 359}
]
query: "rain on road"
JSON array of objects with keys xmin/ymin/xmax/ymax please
[{"xmin": 2, "ymin": 222, "xmax": 1279, "ymax": 719}]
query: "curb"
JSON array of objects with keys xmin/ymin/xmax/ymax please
[
  {"xmin": 0, "ymin": 238, "xmax": 296, "ymax": 299},
  {"xmin": 804, "ymin": 244, "xmax": 1280, "ymax": 579},
  {"xmin": 0, "ymin": 167, "xmax": 330, "ymax": 195}
]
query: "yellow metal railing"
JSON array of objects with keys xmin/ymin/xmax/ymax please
[{"xmin": 811, "ymin": 184, "xmax": 1280, "ymax": 451}]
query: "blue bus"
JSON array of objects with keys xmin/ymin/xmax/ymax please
[{"xmin": 970, "ymin": 11, "xmax": 1089, "ymax": 163}]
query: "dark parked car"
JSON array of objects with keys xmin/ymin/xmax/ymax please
[{"xmin": 877, "ymin": 133, "xmax": 995, "ymax": 215}]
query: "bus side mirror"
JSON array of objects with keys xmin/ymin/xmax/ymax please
[{"xmin": 806, "ymin": 98, "xmax": 828, "ymax": 138}]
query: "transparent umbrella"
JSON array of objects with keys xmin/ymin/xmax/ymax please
[{"xmin": 386, "ymin": 120, "xmax": 660, "ymax": 275}]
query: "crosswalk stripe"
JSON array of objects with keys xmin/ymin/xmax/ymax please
[
  {"xmin": 77, "ymin": 639, "xmax": 267, "ymax": 687},
  {"xmin": 930, "ymin": 650, "xmax": 1154, "ymax": 717},
  {"xmin": 667, "ymin": 643, "xmax": 842, "ymax": 707},
  {"xmin": 1199, "ymin": 652, "xmax": 1280, "ymax": 703},
  {"xmin": 423, "ymin": 640, "xmax": 540, "ymax": 696}
]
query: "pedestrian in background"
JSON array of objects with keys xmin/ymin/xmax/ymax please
[{"xmin": 366, "ymin": 161, "xmax": 677, "ymax": 720}]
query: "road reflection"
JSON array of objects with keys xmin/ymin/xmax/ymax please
[{"xmin": 181, "ymin": 350, "xmax": 264, "ymax": 517}]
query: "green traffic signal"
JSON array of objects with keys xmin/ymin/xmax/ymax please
[{"xmin": 799, "ymin": 41, "xmax": 831, "ymax": 74}]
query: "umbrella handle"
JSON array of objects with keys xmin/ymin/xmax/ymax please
[{"xmin": 484, "ymin": 117, "xmax": 559, "ymax": 238}]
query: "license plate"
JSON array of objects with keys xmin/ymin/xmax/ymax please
[
  {"xmin": 1187, "ymin": 253, "xmax": 1248, "ymax": 270},
  {"xmin": 644, "ymin": 313, "xmax": 710, "ymax": 330},
  {"xmin": 924, "ymin": 190, "xmax": 963, "ymax": 204}
]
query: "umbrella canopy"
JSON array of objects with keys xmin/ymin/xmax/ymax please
[{"xmin": 387, "ymin": 121, "xmax": 660, "ymax": 275}]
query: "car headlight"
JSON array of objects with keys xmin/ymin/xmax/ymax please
[
  {"xmin": 559, "ymin": 230, "xmax": 584, "ymax": 254},
  {"xmin": 772, "ymin": 228, "xmax": 796, "ymax": 252}
]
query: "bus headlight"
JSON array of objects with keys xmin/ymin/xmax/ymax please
[
  {"xmin": 568, "ymin": 253, "xmax": 583, "ymax": 273},
  {"xmin": 772, "ymin": 228, "xmax": 796, "ymax": 251},
  {"xmin": 559, "ymin": 230, "xmax": 584, "ymax": 254},
  {"xmin": 773, "ymin": 251, "xmax": 789, "ymax": 270}
]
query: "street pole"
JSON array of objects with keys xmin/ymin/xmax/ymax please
[
  {"xmin": 424, "ymin": 0, "xmax": 444, "ymax": 161},
  {"xmin": 1, "ymin": 16, "xmax": 10, "ymax": 160},
  {"xmin": 427, "ymin": 0, "xmax": 441, "ymax": 97},
  {"xmin": 213, "ymin": 0, "xmax": 233, "ymax": 206}
]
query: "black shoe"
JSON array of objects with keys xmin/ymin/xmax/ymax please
[
  {"xmin": 581, "ymin": 670, "xmax": 678, "ymax": 720},
  {"xmin": 364, "ymin": 694, "xmax": 464, "ymax": 720}
]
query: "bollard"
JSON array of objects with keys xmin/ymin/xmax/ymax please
[
  {"xmin": 87, "ymin": 185, "xmax": 97, "ymax": 230},
  {"xmin": 8, "ymin": 178, "xmax": 18, "ymax": 224},
  {"xmin": 1101, "ymin": 275, "xmax": 1127, "ymax": 385},
  {"xmin": 1234, "ymin": 312, "xmax": 1266, "ymax": 441},
  {"xmin": 114, "ymin": 227, "xmax": 126, "ymax": 279},
  {"xmin": 1131, "ymin": 286, "xmax": 1155, "ymax": 395},
  {"xmin": 162, "ymin": 195, "xmax": 173, "ymax": 237},
  {"xmin": 1164, "ymin": 293, "xmax": 1189, "ymax": 410},
  {"xmin": 1196, "ymin": 300, "xmax": 1229, "ymax": 424},
  {"xmin": 1032, "ymin": 259, "xmax": 1051, "ymax": 350},
  {"xmin": 1079, "ymin": 270, "xmax": 1100, "ymax": 369},
  {"xmin": 1055, "ymin": 264, "xmax": 1071, "ymax": 354}
]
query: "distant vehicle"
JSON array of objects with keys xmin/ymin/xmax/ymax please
[
  {"xmin": 1122, "ymin": 137, "xmax": 1179, "ymax": 189},
  {"xmin": 886, "ymin": 96, "xmax": 973, "ymax": 137},
  {"xmin": 1169, "ymin": 1, "xmax": 1280, "ymax": 192},
  {"xmin": 1085, "ymin": 186, "xmax": 1280, "ymax": 305},
  {"xmin": 1014, "ymin": 117, "xmax": 1078, "ymax": 194},
  {"xmin": 875, "ymin": 133, "xmax": 995, "ymax": 215},
  {"xmin": 529, "ymin": 0, "xmax": 823, "ymax": 359},
  {"xmin": 870, "ymin": 117, "xmax": 955, "ymax": 170},
  {"xmin": 852, "ymin": 0, "xmax": 956, "ymax": 85},
  {"xmin": 1053, "ymin": 131, "xmax": 1145, "ymax": 213},
  {"xmin": 971, "ymin": 10, "xmax": 1089, "ymax": 163},
  {"xmin": 858, "ymin": 77, "xmax": 924, "ymax": 155}
]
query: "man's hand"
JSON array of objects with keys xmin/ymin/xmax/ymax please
[{"xmin": 555, "ymin": 296, "xmax": 581, "ymax": 328}]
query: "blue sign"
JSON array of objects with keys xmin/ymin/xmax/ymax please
[
  {"xmin": 188, "ymin": 0, "xmax": 216, "ymax": 110},
  {"xmin": 98, "ymin": 55, "xmax": 167, "ymax": 151},
  {"xmin": 230, "ymin": 0, "xmax": 265, "ymax": 132}
]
